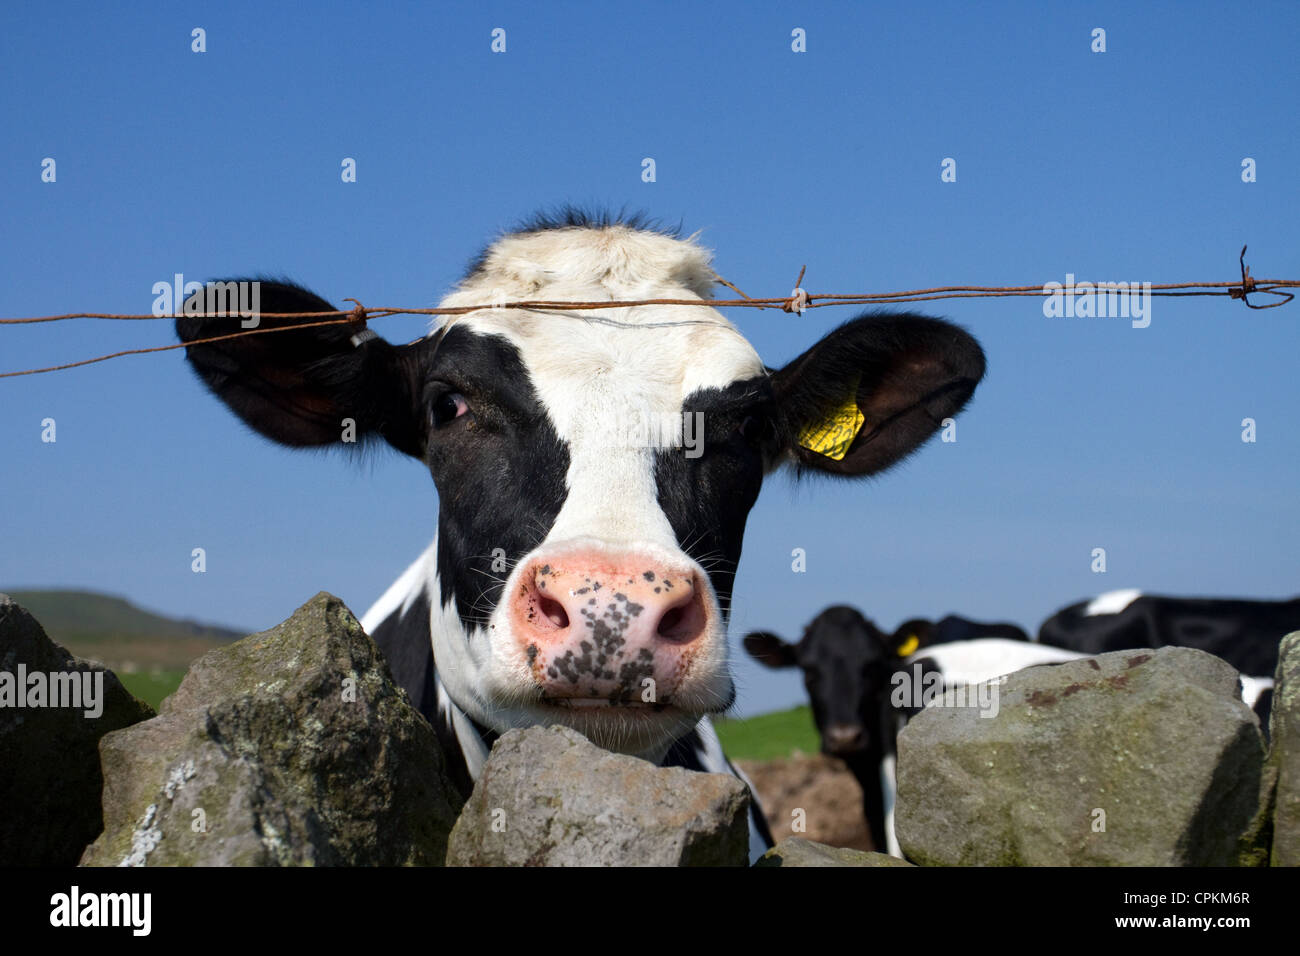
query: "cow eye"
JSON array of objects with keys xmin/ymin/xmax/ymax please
[
  {"xmin": 737, "ymin": 410, "xmax": 774, "ymax": 446},
  {"xmin": 431, "ymin": 392, "xmax": 469, "ymax": 428}
]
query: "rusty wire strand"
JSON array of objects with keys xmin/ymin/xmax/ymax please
[{"xmin": 2, "ymin": 248, "xmax": 1296, "ymax": 379}]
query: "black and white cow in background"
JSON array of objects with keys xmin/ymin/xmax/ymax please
[
  {"xmin": 176, "ymin": 209, "xmax": 987, "ymax": 862},
  {"xmin": 888, "ymin": 614, "xmax": 1029, "ymax": 657},
  {"xmin": 745, "ymin": 605, "xmax": 1084, "ymax": 856},
  {"xmin": 1038, "ymin": 589, "xmax": 1299, "ymax": 730}
]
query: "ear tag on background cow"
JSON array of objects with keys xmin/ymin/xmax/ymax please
[
  {"xmin": 896, "ymin": 634, "xmax": 920, "ymax": 658},
  {"xmin": 797, "ymin": 395, "xmax": 865, "ymax": 461}
]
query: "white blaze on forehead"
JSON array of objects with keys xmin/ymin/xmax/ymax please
[{"xmin": 434, "ymin": 225, "xmax": 767, "ymax": 548}]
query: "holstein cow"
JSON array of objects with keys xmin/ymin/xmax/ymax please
[
  {"xmin": 1038, "ymin": 589, "xmax": 1300, "ymax": 730},
  {"xmin": 888, "ymin": 614, "xmax": 1030, "ymax": 657},
  {"xmin": 176, "ymin": 210, "xmax": 986, "ymax": 862},
  {"xmin": 746, "ymin": 605, "xmax": 1082, "ymax": 856}
]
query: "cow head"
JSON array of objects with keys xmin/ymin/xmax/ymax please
[
  {"xmin": 744, "ymin": 605, "xmax": 933, "ymax": 758},
  {"xmin": 177, "ymin": 212, "xmax": 984, "ymax": 761}
]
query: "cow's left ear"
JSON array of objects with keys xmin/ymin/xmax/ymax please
[{"xmin": 770, "ymin": 313, "xmax": 985, "ymax": 476}]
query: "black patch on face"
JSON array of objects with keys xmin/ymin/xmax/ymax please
[
  {"xmin": 418, "ymin": 326, "xmax": 571, "ymax": 632},
  {"xmin": 653, "ymin": 377, "xmax": 774, "ymax": 614}
]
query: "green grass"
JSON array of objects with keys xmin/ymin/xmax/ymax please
[
  {"xmin": 713, "ymin": 704, "xmax": 821, "ymax": 761},
  {"xmin": 117, "ymin": 670, "xmax": 186, "ymax": 711}
]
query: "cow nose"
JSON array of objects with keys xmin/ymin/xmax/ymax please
[
  {"xmin": 824, "ymin": 723, "xmax": 867, "ymax": 754},
  {"xmin": 509, "ymin": 555, "xmax": 710, "ymax": 703}
]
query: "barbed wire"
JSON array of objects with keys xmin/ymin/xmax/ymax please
[{"xmin": 1, "ymin": 246, "xmax": 1294, "ymax": 380}]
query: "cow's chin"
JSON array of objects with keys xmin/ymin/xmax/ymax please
[{"xmin": 518, "ymin": 699, "xmax": 705, "ymax": 760}]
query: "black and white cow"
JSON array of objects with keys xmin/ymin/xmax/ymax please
[
  {"xmin": 746, "ymin": 605, "xmax": 1083, "ymax": 855},
  {"xmin": 744, "ymin": 606, "xmax": 916, "ymax": 853},
  {"xmin": 888, "ymin": 614, "xmax": 1030, "ymax": 657},
  {"xmin": 1038, "ymin": 589, "xmax": 1299, "ymax": 728},
  {"xmin": 176, "ymin": 209, "xmax": 987, "ymax": 862}
]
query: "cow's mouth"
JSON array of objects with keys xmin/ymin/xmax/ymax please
[
  {"xmin": 541, "ymin": 697, "xmax": 672, "ymax": 712},
  {"xmin": 524, "ymin": 694, "xmax": 706, "ymax": 757}
]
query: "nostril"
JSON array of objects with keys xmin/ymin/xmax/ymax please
[
  {"xmin": 657, "ymin": 606, "xmax": 684, "ymax": 636},
  {"xmin": 655, "ymin": 586, "xmax": 705, "ymax": 643},
  {"xmin": 537, "ymin": 593, "xmax": 569, "ymax": 629}
]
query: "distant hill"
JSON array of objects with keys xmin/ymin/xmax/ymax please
[{"xmin": 2, "ymin": 589, "xmax": 247, "ymax": 673}]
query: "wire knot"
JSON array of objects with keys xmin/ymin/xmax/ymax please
[
  {"xmin": 343, "ymin": 298, "xmax": 378, "ymax": 346},
  {"xmin": 343, "ymin": 298, "xmax": 368, "ymax": 326},
  {"xmin": 1231, "ymin": 245, "xmax": 1294, "ymax": 309},
  {"xmin": 783, "ymin": 265, "xmax": 810, "ymax": 314},
  {"xmin": 1230, "ymin": 245, "xmax": 1258, "ymax": 301}
]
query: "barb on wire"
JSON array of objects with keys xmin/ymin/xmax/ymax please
[
  {"xmin": 2, "ymin": 248, "xmax": 1296, "ymax": 379},
  {"xmin": 1230, "ymin": 245, "xmax": 1294, "ymax": 309},
  {"xmin": 783, "ymin": 265, "xmax": 809, "ymax": 314}
]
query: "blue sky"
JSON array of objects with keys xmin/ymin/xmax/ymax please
[{"xmin": 2, "ymin": 1, "xmax": 1297, "ymax": 717}]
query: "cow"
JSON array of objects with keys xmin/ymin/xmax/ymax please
[
  {"xmin": 175, "ymin": 209, "xmax": 987, "ymax": 862},
  {"xmin": 888, "ymin": 615, "xmax": 1030, "ymax": 657},
  {"xmin": 745, "ymin": 605, "xmax": 1083, "ymax": 856},
  {"xmin": 1037, "ymin": 589, "xmax": 1300, "ymax": 730}
]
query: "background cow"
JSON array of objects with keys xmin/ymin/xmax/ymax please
[
  {"xmin": 745, "ymin": 605, "xmax": 1083, "ymax": 855},
  {"xmin": 889, "ymin": 615, "xmax": 1030, "ymax": 657},
  {"xmin": 1038, "ymin": 589, "xmax": 1298, "ymax": 731},
  {"xmin": 177, "ymin": 209, "xmax": 987, "ymax": 862}
]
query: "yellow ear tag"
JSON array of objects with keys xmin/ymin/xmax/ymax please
[
  {"xmin": 897, "ymin": 634, "xmax": 920, "ymax": 657},
  {"xmin": 797, "ymin": 396, "xmax": 865, "ymax": 461}
]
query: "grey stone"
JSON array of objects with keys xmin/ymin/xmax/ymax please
[
  {"xmin": 755, "ymin": 837, "xmax": 914, "ymax": 867},
  {"xmin": 1271, "ymin": 632, "xmax": 1300, "ymax": 866},
  {"xmin": 0, "ymin": 594, "xmax": 155, "ymax": 865},
  {"xmin": 446, "ymin": 725, "xmax": 749, "ymax": 866},
  {"xmin": 896, "ymin": 646, "xmax": 1268, "ymax": 866},
  {"xmin": 80, "ymin": 593, "xmax": 462, "ymax": 866}
]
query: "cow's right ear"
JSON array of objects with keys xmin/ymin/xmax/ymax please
[
  {"xmin": 742, "ymin": 631, "xmax": 798, "ymax": 669},
  {"xmin": 176, "ymin": 279, "xmax": 425, "ymax": 457}
]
